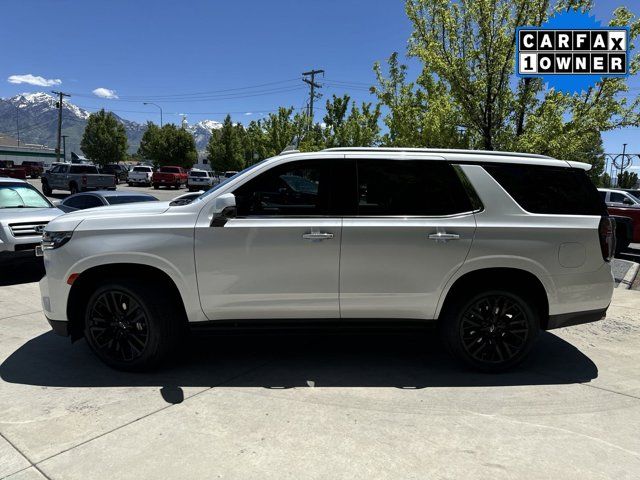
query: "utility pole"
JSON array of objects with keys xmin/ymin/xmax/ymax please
[
  {"xmin": 62, "ymin": 135, "xmax": 68, "ymax": 162},
  {"xmin": 302, "ymin": 69, "xmax": 324, "ymax": 126},
  {"xmin": 51, "ymin": 91, "xmax": 70, "ymax": 163}
]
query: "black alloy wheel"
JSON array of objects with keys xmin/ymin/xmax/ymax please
[
  {"xmin": 86, "ymin": 289, "xmax": 149, "ymax": 363},
  {"xmin": 459, "ymin": 294, "xmax": 529, "ymax": 364},
  {"xmin": 441, "ymin": 289, "xmax": 539, "ymax": 372}
]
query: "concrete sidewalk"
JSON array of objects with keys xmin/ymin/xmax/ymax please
[{"xmin": 1, "ymin": 282, "xmax": 639, "ymax": 479}]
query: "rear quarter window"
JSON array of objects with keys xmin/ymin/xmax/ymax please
[{"xmin": 484, "ymin": 164, "xmax": 606, "ymax": 215}]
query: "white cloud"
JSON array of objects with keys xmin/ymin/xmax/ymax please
[
  {"xmin": 244, "ymin": 112, "xmax": 253, "ymax": 116},
  {"xmin": 7, "ymin": 74, "xmax": 61, "ymax": 87},
  {"xmin": 92, "ymin": 87, "xmax": 119, "ymax": 99}
]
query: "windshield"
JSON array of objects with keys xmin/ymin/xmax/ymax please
[
  {"xmin": 0, "ymin": 185, "xmax": 52, "ymax": 208},
  {"xmin": 197, "ymin": 159, "xmax": 269, "ymax": 201},
  {"xmin": 159, "ymin": 167, "xmax": 180, "ymax": 173},
  {"xmin": 190, "ymin": 171, "xmax": 207, "ymax": 177},
  {"xmin": 133, "ymin": 166, "xmax": 151, "ymax": 172}
]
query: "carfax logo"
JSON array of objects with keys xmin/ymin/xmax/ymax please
[{"xmin": 516, "ymin": 10, "xmax": 629, "ymax": 94}]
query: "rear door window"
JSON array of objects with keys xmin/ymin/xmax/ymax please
[
  {"xmin": 483, "ymin": 164, "xmax": 606, "ymax": 215},
  {"xmin": 64, "ymin": 195, "xmax": 103, "ymax": 209},
  {"xmin": 356, "ymin": 159, "xmax": 472, "ymax": 216}
]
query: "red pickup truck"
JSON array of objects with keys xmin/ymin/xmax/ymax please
[
  {"xmin": 18, "ymin": 161, "xmax": 44, "ymax": 178},
  {"xmin": 0, "ymin": 160, "xmax": 27, "ymax": 180},
  {"xmin": 152, "ymin": 166, "xmax": 188, "ymax": 189},
  {"xmin": 600, "ymin": 189, "xmax": 640, "ymax": 248}
]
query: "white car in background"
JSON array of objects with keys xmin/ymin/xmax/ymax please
[
  {"xmin": 187, "ymin": 169, "xmax": 214, "ymax": 192},
  {"xmin": 127, "ymin": 166, "xmax": 154, "ymax": 187},
  {"xmin": 0, "ymin": 178, "xmax": 62, "ymax": 258}
]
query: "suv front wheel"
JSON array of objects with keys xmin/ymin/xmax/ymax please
[
  {"xmin": 441, "ymin": 288, "xmax": 540, "ymax": 372},
  {"xmin": 83, "ymin": 279, "xmax": 181, "ymax": 371}
]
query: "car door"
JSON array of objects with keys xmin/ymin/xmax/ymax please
[
  {"xmin": 52, "ymin": 164, "xmax": 68, "ymax": 188},
  {"xmin": 340, "ymin": 155, "xmax": 477, "ymax": 319},
  {"xmin": 194, "ymin": 157, "xmax": 352, "ymax": 320}
]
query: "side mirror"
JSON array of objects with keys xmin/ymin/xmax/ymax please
[
  {"xmin": 210, "ymin": 193, "xmax": 237, "ymax": 227},
  {"xmin": 51, "ymin": 199, "xmax": 61, "ymax": 207}
]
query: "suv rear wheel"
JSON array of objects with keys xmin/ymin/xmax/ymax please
[
  {"xmin": 441, "ymin": 288, "xmax": 539, "ymax": 372},
  {"xmin": 83, "ymin": 279, "xmax": 181, "ymax": 371},
  {"xmin": 42, "ymin": 180, "xmax": 52, "ymax": 196}
]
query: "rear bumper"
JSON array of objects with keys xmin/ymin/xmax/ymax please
[{"xmin": 547, "ymin": 307, "xmax": 607, "ymax": 330}]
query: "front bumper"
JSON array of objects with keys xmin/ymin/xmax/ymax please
[{"xmin": 547, "ymin": 307, "xmax": 608, "ymax": 330}]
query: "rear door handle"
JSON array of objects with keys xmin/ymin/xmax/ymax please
[
  {"xmin": 302, "ymin": 232, "xmax": 334, "ymax": 241},
  {"xmin": 428, "ymin": 232, "xmax": 460, "ymax": 242}
]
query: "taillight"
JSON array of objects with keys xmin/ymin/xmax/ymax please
[
  {"xmin": 598, "ymin": 216, "xmax": 615, "ymax": 262},
  {"xmin": 81, "ymin": 175, "xmax": 87, "ymax": 185}
]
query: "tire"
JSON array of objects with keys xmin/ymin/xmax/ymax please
[
  {"xmin": 440, "ymin": 288, "xmax": 540, "ymax": 372},
  {"xmin": 128, "ymin": 182, "xmax": 133, "ymax": 187},
  {"xmin": 42, "ymin": 181, "xmax": 52, "ymax": 196},
  {"xmin": 69, "ymin": 182, "xmax": 79, "ymax": 195},
  {"xmin": 83, "ymin": 279, "xmax": 183, "ymax": 371},
  {"xmin": 153, "ymin": 184, "xmax": 159, "ymax": 190}
]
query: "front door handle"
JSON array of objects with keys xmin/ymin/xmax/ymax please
[
  {"xmin": 302, "ymin": 232, "xmax": 334, "ymax": 241},
  {"xmin": 428, "ymin": 232, "xmax": 460, "ymax": 242}
]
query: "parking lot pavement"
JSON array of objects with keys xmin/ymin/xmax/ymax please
[
  {"xmin": 0, "ymin": 281, "xmax": 639, "ymax": 479},
  {"xmin": 26, "ymin": 178, "xmax": 190, "ymax": 203}
]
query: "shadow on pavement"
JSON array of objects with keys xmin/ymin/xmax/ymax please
[
  {"xmin": 0, "ymin": 328, "xmax": 597, "ymax": 393},
  {"xmin": 0, "ymin": 256, "xmax": 45, "ymax": 286}
]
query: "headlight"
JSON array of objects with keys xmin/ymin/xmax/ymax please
[{"xmin": 42, "ymin": 231, "xmax": 73, "ymax": 250}]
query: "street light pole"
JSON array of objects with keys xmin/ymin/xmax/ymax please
[
  {"xmin": 62, "ymin": 135, "xmax": 68, "ymax": 162},
  {"xmin": 143, "ymin": 102, "xmax": 163, "ymax": 127},
  {"xmin": 14, "ymin": 104, "xmax": 20, "ymax": 146}
]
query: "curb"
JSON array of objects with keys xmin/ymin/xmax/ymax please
[{"xmin": 620, "ymin": 261, "xmax": 640, "ymax": 290}]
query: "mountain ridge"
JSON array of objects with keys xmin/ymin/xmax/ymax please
[{"xmin": 0, "ymin": 92, "xmax": 221, "ymax": 156}]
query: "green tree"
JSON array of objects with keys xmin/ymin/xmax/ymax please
[
  {"xmin": 207, "ymin": 115, "xmax": 245, "ymax": 172},
  {"xmin": 260, "ymin": 107, "xmax": 301, "ymax": 156},
  {"xmin": 322, "ymin": 94, "xmax": 380, "ymax": 148},
  {"xmin": 371, "ymin": 53, "xmax": 468, "ymax": 148},
  {"xmin": 137, "ymin": 123, "xmax": 197, "ymax": 168},
  {"xmin": 401, "ymin": 0, "xmax": 640, "ymax": 166},
  {"xmin": 80, "ymin": 109, "xmax": 128, "ymax": 166},
  {"xmin": 618, "ymin": 170, "xmax": 639, "ymax": 188}
]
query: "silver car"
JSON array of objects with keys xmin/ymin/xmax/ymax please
[
  {"xmin": 0, "ymin": 178, "xmax": 62, "ymax": 258},
  {"xmin": 39, "ymin": 148, "xmax": 614, "ymax": 372}
]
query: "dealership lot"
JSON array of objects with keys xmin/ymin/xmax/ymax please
[
  {"xmin": 26, "ymin": 178, "xmax": 189, "ymax": 203},
  {"xmin": 0, "ymin": 266, "xmax": 639, "ymax": 479}
]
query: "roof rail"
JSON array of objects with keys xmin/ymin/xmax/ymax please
[{"xmin": 322, "ymin": 147, "xmax": 552, "ymax": 159}]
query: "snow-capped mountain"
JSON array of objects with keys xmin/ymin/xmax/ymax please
[
  {"xmin": 187, "ymin": 119, "xmax": 222, "ymax": 150},
  {"xmin": 0, "ymin": 92, "xmax": 219, "ymax": 155}
]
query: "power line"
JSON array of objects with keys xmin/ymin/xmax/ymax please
[{"xmin": 68, "ymin": 84, "xmax": 307, "ymax": 103}]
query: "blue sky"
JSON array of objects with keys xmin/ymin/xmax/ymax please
[{"xmin": 1, "ymin": 0, "xmax": 639, "ymax": 170}]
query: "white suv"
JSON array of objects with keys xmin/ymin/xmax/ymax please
[{"xmin": 39, "ymin": 148, "xmax": 615, "ymax": 371}]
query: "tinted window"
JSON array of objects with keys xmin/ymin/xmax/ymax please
[
  {"xmin": 159, "ymin": 167, "xmax": 180, "ymax": 173},
  {"xmin": 190, "ymin": 171, "xmax": 207, "ymax": 177},
  {"xmin": 132, "ymin": 166, "xmax": 152, "ymax": 172},
  {"xmin": 484, "ymin": 164, "xmax": 605, "ymax": 215},
  {"xmin": 106, "ymin": 195, "xmax": 157, "ymax": 205},
  {"xmin": 70, "ymin": 165, "xmax": 99, "ymax": 174},
  {"xmin": 356, "ymin": 160, "xmax": 472, "ymax": 216},
  {"xmin": 63, "ymin": 194, "xmax": 103, "ymax": 209},
  {"xmin": 609, "ymin": 192, "xmax": 628, "ymax": 204},
  {"xmin": 234, "ymin": 159, "xmax": 352, "ymax": 217}
]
